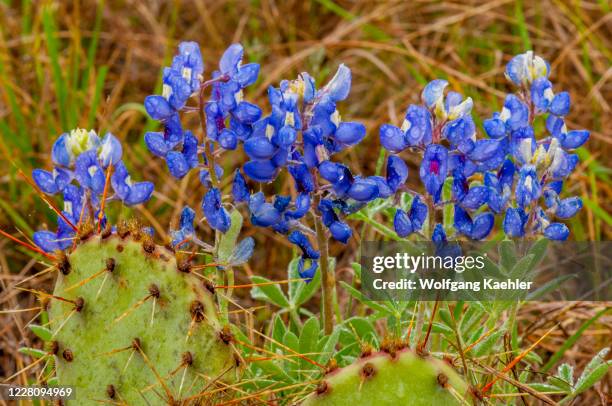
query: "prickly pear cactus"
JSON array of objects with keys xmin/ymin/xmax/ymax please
[
  {"xmin": 48, "ymin": 226, "xmax": 236, "ymax": 405},
  {"xmin": 302, "ymin": 348, "xmax": 469, "ymax": 406}
]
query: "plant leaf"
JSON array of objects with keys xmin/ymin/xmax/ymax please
[
  {"xmin": 18, "ymin": 347, "xmax": 47, "ymax": 359},
  {"xmin": 29, "ymin": 324, "xmax": 52, "ymax": 341},
  {"xmin": 250, "ymin": 276, "xmax": 290, "ymax": 308},
  {"xmin": 217, "ymin": 210, "xmax": 243, "ymax": 264}
]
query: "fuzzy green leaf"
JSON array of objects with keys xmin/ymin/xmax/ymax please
[
  {"xmin": 573, "ymin": 348, "xmax": 610, "ymax": 395},
  {"xmin": 499, "ymin": 239, "xmax": 517, "ymax": 271},
  {"xmin": 250, "ymin": 276, "xmax": 290, "ymax": 308}
]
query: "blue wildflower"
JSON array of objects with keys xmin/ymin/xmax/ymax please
[{"xmin": 202, "ymin": 188, "xmax": 231, "ymax": 233}]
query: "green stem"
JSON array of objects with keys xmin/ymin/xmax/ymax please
[{"xmin": 314, "ymin": 197, "xmax": 334, "ymax": 335}]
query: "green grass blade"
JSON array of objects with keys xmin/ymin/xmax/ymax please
[
  {"xmin": 42, "ymin": 6, "xmax": 68, "ymax": 130},
  {"xmin": 541, "ymin": 307, "xmax": 609, "ymax": 372},
  {"xmin": 87, "ymin": 65, "xmax": 108, "ymax": 129}
]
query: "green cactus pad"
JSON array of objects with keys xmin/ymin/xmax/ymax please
[
  {"xmin": 48, "ymin": 233, "xmax": 236, "ymax": 405},
  {"xmin": 302, "ymin": 349, "xmax": 470, "ymax": 406}
]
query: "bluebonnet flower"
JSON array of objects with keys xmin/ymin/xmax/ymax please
[
  {"xmin": 505, "ymin": 51, "xmax": 550, "ymax": 86},
  {"xmin": 110, "ymin": 162, "xmax": 154, "ymax": 206},
  {"xmin": 485, "ymin": 51, "xmax": 588, "ymax": 240},
  {"xmin": 32, "ymin": 129, "xmax": 153, "ymax": 252},
  {"xmin": 170, "ymin": 206, "xmax": 196, "ymax": 247},
  {"xmin": 454, "ymin": 205, "xmax": 494, "ymax": 240},
  {"xmin": 202, "ymin": 188, "xmax": 231, "ymax": 233},
  {"xmin": 393, "ymin": 196, "xmax": 427, "ymax": 237},
  {"xmin": 33, "ymin": 185, "xmax": 86, "ymax": 252},
  {"xmin": 420, "ymin": 144, "xmax": 448, "ymax": 202},
  {"xmin": 288, "ymin": 231, "xmax": 320, "ymax": 280},
  {"xmin": 144, "ymin": 41, "xmax": 204, "ymax": 121}
]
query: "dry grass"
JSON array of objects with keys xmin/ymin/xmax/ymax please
[{"xmin": 0, "ymin": 0, "xmax": 610, "ymax": 403}]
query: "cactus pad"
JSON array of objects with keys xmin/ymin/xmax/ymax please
[
  {"xmin": 48, "ymin": 230, "xmax": 236, "ymax": 405},
  {"xmin": 302, "ymin": 348, "xmax": 470, "ymax": 406}
]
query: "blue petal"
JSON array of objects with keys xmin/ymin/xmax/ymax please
[
  {"xmin": 166, "ymin": 151, "xmax": 190, "ymax": 178},
  {"xmin": 99, "ymin": 133, "xmax": 123, "ymax": 167},
  {"xmin": 530, "ymin": 78, "xmax": 553, "ymax": 111},
  {"xmin": 202, "ymin": 188, "xmax": 231, "ymax": 232},
  {"xmin": 453, "ymin": 205, "xmax": 473, "ymax": 236},
  {"xmin": 220, "ymin": 43, "xmax": 244, "ymax": 75},
  {"xmin": 394, "ymin": 209, "xmax": 413, "ymax": 237},
  {"xmin": 347, "ymin": 177, "xmax": 379, "ymax": 201},
  {"xmin": 420, "ymin": 144, "xmax": 448, "ymax": 202},
  {"xmin": 468, "ymin": 139, "xmax": 501, "ymax": 162},
  {"xmin": 503, "ymin": 207, "xmax": 527, "ymax": 237},
  {"xmin": 235, "ymin": 63, "xmax": 260, "ymax": 87},
  {"xmin": 144, "ymin": 95, "xmax": 174, "ymax": 121},
  {"xmin": 323, "ymin": 64, "xmax": 351, "ymax": 102},
  {"xmin": 432, "ymin": 224, "xmax": 448, "ymax": 244},
  {"xmin": 421, "ymin": 79, "xmax": 448, "ymax": 109},
  {"xmin": 288, "ymin": 163, "xmax": 315, "ymax": 193},
  {"xmin": 232, "ymin": 169, "xmax": 250, "ymax": 202},
  {"xmin": 503, "ymin": 94, "xmax": 529, "ymax": 131},
  {"xmin": 561, "ymin": 130, "xmax": 589, "ymax": 149},
  {"xmin": 470, "ymin": 212, "xmax": 494, "ymax": 240},
  {"xmin": 318, "ymin": 161, "xmax": 342, "ymax": 183},
  {"xmin": 219, "ymin": 129, "xmax": 238, "ymax": 150},
  {"xmin": 110, "ymin": 162, "xmax": 130, "ymax": 200},
  {"xmin": 461, "ymin": 186, "xmax": 489, "ymax": 210},
  {"xmin": 483, "ymin": 117, "xmax": 507, "ymax": 139},
  {"xmin": 179, "ymin": 206, "xmax": 196, "ymax": 235},
  {"xmin": 379, "ymin": 124, "xmax": 407, "ymax": 153},
  {"xmin": 288, "ymin": 231, "xmax": 320, "ymax": 259},
  {"xmin": 516, "ymin": 165, "xmax": 541, "ymax": 208},
  {"xmin": 33, "ymin": 231, "xmax": 60, "ymax": 253},
  {"xmin": 546, "ymin": 115, "xmax": 565, "ymax": 138},
  {"xmin": 550, "ymin": 92, "xmax": 570, "ymax": 116},
  {"xmin": 404, "ymin": 105, "xmax": 432, "ymax": 146},
  {"xmin": 285, "ymin": 193, "xmax": 310, "ymax": 219},
  {"xmin": 249, "ymin": 193, "xmax": 282, "ymax": 227},
  {"xmin": 244, "ymin": 136, "xmax": 276, "ymax": 160},
  {"xmin": 329, "ymin": 221, "xmax": 352, "ymax": 244},
  {"xmin": 144, "ymin": 132, "xmax": 170, "ymax": 157},
  {"xmin": 51, "ymin": 133, "xmax": 71, "ymax": 166},
  {"xmin": 386, "ymin": 156, "xmax": 408, "ymax": 192},
  {"xmin": 233, "ymin": 101, "xmax": 262, "ymax": 124},
  {"xmin": 32, "ymin": 169, "xmax": 59, "ymax": 194},
  {"xmin": 409, "ymin": 195, "xmax": 428, "ymax": 231},
  {"xmin": 229, "ymin": 237, "xmax": 255, "ymax": 265},
  {"xmin": 334, "ymin": 122, "xmax": 365, "ymax": 145},
  {"xmin": 556, "ymin": 197, "xmax": 582, "ymax": 219},
  {"xmin": 297, "ymin": 257, "xmax": 318, "ymax": 282},
  {"xmin": 244, "ymin": 160, "xmax": 279, "ymax": 183},
  {"xmin": 273, "ymin": 126, "xmax": 297, "ymax": 148},
  {"xmin": 370, "ymin": 176, "xmax": 393, "ymax": 199},
  {"xmin": 544, "ymin": 223, "xmax": 569, "ymax": 240},
  {"xmin": 124, "ymin": 182, "xmax": 154, "ymax": 206}
]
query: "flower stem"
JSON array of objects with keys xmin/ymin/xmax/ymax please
[
  {"xmin": 197, "ymin": 76, "xmax": 228, "ymax": 188},
  {"xmin": 313, "ymin": 196, "xmax": 334, "ymax": 335}
]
